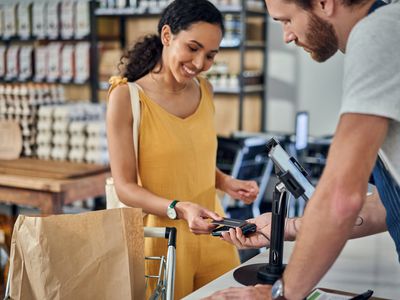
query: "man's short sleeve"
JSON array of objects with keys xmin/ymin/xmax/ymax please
[{"xmin": 340, "ymin": 6, "xmax": 400, "ymax": 122}]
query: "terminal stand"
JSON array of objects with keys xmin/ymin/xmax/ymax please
[
  {"xmin": 233, "ymin": 168, "xmax": 306, "ymax": 286},
  {"xmin": 233, "ymin": 180, "xmax": 288, "ymax": 285}
]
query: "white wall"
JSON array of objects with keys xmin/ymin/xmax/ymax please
[{"xmin": 266, "ymin": 19, "xmax": 344, "ymax": 136}]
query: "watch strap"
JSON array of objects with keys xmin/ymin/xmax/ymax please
[{"xmin": 169, "ymin": 200, "xmax": 179, "ymax": 209}]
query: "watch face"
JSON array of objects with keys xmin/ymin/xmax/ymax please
[
  {"xmin": 271, "ymin": 279, "xmax": 283, "ymax": 299},
  {"xmin": 167, "ymin": 207, "xmax": 177, "ymax": 219}
]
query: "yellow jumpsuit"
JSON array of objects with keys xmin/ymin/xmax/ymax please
[
  {"xmin": 109, "ymin": 76, "xmax": 239, "ymax": 299},
  {"xmin": 141, "ymin": 77, "xmax": 240, "ymax": 299}
]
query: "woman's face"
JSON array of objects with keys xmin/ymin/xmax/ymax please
[{"xmin": 161, "ymin": 21, "xmax": 223, "ymax": 83}]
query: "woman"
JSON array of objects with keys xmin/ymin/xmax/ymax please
[{"xmin": 107, "ymin": 0, "xmax": 259, "ymax": 298}]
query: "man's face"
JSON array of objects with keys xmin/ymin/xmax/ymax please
[{"xmin": 266, "ymin": 0, "xmax": 339, "ymax": 62}]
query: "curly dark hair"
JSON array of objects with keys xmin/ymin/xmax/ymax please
[{"xmin": 120, "ymin": 0, "xmax": 224, "ymax": 82}]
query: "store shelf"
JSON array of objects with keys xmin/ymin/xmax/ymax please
[
  {"xmin": 95, "ymin": 7, "xmax": 161, "ymax": 17},
  {"xmin": 95, "ymin": 7, "xmax": 265, "ymax": 17},
  {"xmin": 217, "ymin": 5, "xmax": 266, "ymax": 16},
  {"xmin": 99, "ymin": 81, "xmax": 264, "ymax": 95},
  {"xmin": 0, "ymin": 36, "xmax": 91, "ymax": 43},
  {"xmin": 221, "ymin": 41, "xmax": 266, "ymax": 50},
  {"xmin": 214, "ymin": 85, "xmax": 264, "ymax": 95},
  {"xmin": 0, "ymin": 78, "xmax": 90, "ymax": 85}
]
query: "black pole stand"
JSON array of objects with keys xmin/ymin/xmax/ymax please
[{"xmin": 233, "ymin": 181, "xmax": 288, "ymax": 286}]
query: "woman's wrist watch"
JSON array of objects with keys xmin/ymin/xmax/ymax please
[
  {"xmin": 166, "ymin": 200, "xmax": 179, "ymax": 219},
  {"xmin": 271, "ymin": 278, "xmax": 285, "ymax": 299}
]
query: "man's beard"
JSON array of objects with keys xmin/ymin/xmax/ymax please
[{"xmin": 300, "ymin": 13, "xmax": 339, "ymax": 62}]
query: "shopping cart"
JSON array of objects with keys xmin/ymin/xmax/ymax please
[
  {"xmin": 4, "ymin": 226, "xmax": 177, "ymax": 300},
  {"xmin": 145, "ymin": 227, "xmax": 177, "ymax": 300}
]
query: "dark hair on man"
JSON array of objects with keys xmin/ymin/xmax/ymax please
[
  {"xmin": 287, "ymin": 0, "xmax": 371, "ymax": 10},
  {"xmin": 120, "ymin": 0, "xmax": 224, "ymax": 82}
]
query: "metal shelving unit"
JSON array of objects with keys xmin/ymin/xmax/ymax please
[{"xmin": 0, "ymin": 0, "xmax": 99, "ymax": 103}]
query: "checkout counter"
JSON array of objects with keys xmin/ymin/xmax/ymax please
[{"xmin": 183, "ymin": 232, "xmax": 399, "ymax": 299}]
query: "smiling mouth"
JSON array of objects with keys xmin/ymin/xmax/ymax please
[{"xmin": 183, "ymin": 65, "xmax": 197, "ymax": 76}]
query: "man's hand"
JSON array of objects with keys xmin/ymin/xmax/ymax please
[
  {"xmin": 202, "ymin": 284, "xmax": 272, "ymax": 300},
  {"xmin": 220, "ymin": 213, "xmax": 272, "ymax": 249}
]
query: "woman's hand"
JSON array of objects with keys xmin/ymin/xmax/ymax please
[
  {"xmin": 220, "ymin": 213, "xmax": 272, "ymax": 249},
  {"xmin": 175, "ymin": 202, "xmax": 223, "ymax": 235},
  {"xmin": 219, "ymin": 175, "xmax": 259, "ymax": 204}
]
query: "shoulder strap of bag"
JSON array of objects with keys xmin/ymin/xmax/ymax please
[{"xmin": 127, "ymin": 82, "xmax": 141, "ymax": 181}]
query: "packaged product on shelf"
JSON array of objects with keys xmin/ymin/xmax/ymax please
[
  {"xmin": 0, "ymin": 6, "xmax": 3, "ymax": 37},
  {"xmin": 98, "ymin": 0, "xmax": 107, "ymax": 9},
  {"xmin": 61, "ymin": 0, "xmax": 75, "ymax": 39},
  {"xmin": 32, "ymin": 1, "xmax": 47, "ymax": 39},
  {"xmin": 69, "ymin": 146, "xmax": 86, "ymax": 162},
  {"xmin": 52, "ymin": 132, "xmax": 69, "ymax": 146},
  {"xmin": 69, "ymin": 133, "xmax": 86, "ymax": 148},
  {"xmin": 0, "ymin": 46, "xmax": 6, "ymax": 78},
  {"xmin": 34, "ymin": 46, "xmax": 48, "ymax": 82},
  {"xmin": 3, "ymin": 3, "xmax": 17, "ymax": 39},
  {"xmin": 129, "ymin": 0, "xmax": 138, "ymax": 9},
  {"xmin": 46, "ymin": 1, "xmax": 61, "ymax": 39},
  {"xmin": 47, "ymin": 43, "xmax": 63, "ymax": 82},
  {"xmin": 17, "ymin": 1, "xmax": 32, "ymax": 39},
  {"xmin": 5, "ymin": 45, "xmax": 20, "ymax": 80},
  {"xmin": 37, "ymin": 144, "xmax": 52, "ymax": 160},
  {"xmin": 36, "ymin": 131, "xmax": 52, "ymax": 145},
  {"xmin": 107, "ymin": 0, "xmax": 116, "ymax": 9},
  {"xmin": 85, "ymin": 148, "xmax": 109, "ymax": 165},
  {"xmin": 61, "ymin": 44, "xmax": 75, "ymax": 82},
  {"xmin": 75, "ymin": 1, "xmax": 90, "ymax": 39},
  {"xmin": 0, "ymin": 86, "xmax": 5, "ymax": 119},
  {"xmin": 74, "ymin": 42, "xmax": 90, "ymax": 83},
  {"xmin": 116, "ymin": 0, "xmax": 127, "ymax": 9},
  {"xmin": 51, "ymin": 145, "xmax": 69, "ymax": 161},
  {"xmin": 148, "ymin": 0, "xmax": 163, "ymax": 14},
  {"xmin": 19, "ymin": 46, "xmax": 34, "ymax": 81}
]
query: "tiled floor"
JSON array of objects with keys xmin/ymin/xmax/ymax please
[{"xmin": 283, "ymin": 232, "xmax": 400, "ymax": 299}]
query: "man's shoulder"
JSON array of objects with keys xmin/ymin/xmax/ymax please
[
  {"xmin": 351, "ymin": 2, "xmax": 400, "ymax": 36},
  {"xmin": 347, "ymin": 3, "xmax": 400, "ymax": 55}
]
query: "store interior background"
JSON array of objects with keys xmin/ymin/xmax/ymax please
[{"xmin": 1, "ymin": 2, "xmax": 399, "ymax": 298}]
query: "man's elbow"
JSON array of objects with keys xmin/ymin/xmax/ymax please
[{"xmin": 331, "ymin": 187, "xmax": 365, "ymax": 224}]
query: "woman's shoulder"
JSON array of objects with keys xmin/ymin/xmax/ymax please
[
  {"xmin": 108, "ymin": 76, "xmax": 130, "ymax": 98},
  {"xmin": 197, "ymin": 76, "xmax": 213, "ymax": 94}
]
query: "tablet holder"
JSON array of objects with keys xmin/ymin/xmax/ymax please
[{"xmin": 233, "ymin": 138, "xmax": 310, "ymax": 286}]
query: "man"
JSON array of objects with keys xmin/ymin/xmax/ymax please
[{"xmin": 205, "ymin": 0, "xmax": 400, "ymax": 299}]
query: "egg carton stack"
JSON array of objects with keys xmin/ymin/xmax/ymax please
[
  {"xmin": 23, "ymin": 85, "xmax": 65, "ymax": 156},
  {"xmin": 0, "ymin": 83, "xmax": 65, "ymax": 157},
  {"xmin": 51, "ymin": 104, "xmax": 88, "ymax": 161},
  {"xmin": 68, "ymin": 103, "xmax": 107, "ymax": 164},
  {"xmin": 68, "ymin": 120, "xmax": 87, "ymax": 162},
  {"xmin": 37, "ymin": 105, "xmax": 56, "ymax": 160},
  {"xmin": 85, "ymin": 120, "xmax": 109, "ymax": 165}
]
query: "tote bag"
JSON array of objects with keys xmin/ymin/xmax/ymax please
[{"xmin": 106, "ymin": 82, "xmax": 141, "ymax": 209}]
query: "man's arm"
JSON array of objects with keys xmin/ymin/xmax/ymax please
[
  {"xmin": 350, "ymin": 187, "xmax": 387, "ymax": 239},
  {"xmin": 283, "ymin": 113, "xmax": 388, "ymax": 299}
]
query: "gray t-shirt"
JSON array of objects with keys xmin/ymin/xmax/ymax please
[{"xmin": 340, "ymin": 2, "xmax": 400, "ymax": 185}]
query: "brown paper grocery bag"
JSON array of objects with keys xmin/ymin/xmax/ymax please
[{"xmin": 8, "ymin": 208, "xmax": 145, "ymax": 300}]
